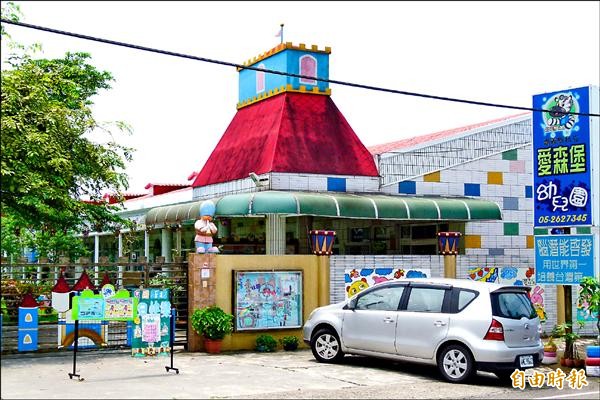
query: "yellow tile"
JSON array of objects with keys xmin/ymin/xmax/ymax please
[
  {"xmin": 424, "ymin": 171, "xmax": 441, "ymax": 183},
  {"xmin": 488, "ymin": 171, "xmax": 503, "ymax": 185},
  {"xmin": 526, "ymin": 235, "xmax": 534, "ymax": 249},
  {"xmin": 464, "ymin": 235, "xmax": 481, "ymax": 248}
]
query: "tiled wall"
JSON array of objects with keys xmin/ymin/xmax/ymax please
[
  {"xmin": 376, "ymin": 144, "xmax": 596, "ymax": 335},
  {"xmin": 271, "ymin": 173, "xmax": 380, "ymax": 193},
  {"xmin": 330, "ymin": 255, "xmax": 444, "ymax": 303},
  {"xmin": 382, "ymin": 144, "xmax": 535, "ymax": 264}
]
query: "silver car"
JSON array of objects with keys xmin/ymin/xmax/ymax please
[{"xmin": 303, "ymin": 278, "xmax": 543, "ymax": 383}]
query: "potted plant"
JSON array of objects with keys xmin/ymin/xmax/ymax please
[
  {"xmin": 280, "ymin": 335, "xmax": 300, "ymax": 351},
  {"xmin": 578, "ymin": 276, "xmax": 600, "ymax": 338},
  {"xmin": 542, "ymin": 334, "xmax": 558, "ymax": 364},
  {"xmin": 554, "ymin": 323, "xmax": 581, "ymax": 367},
  {"xmin": 255, "ymin": 334, "xmax": 277, "ymax": 352},
  {"xmin": 578, "ymin": 276, "xmax": 600, "ymax": 374},
  {"xmin": 190, "ymin": 306, "xmax": 234, "ymax": 354}
]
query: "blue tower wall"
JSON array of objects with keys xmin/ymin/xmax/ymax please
[{"xmin": 238, "ymin": 43, "xmax": 330, "ymax": 106}]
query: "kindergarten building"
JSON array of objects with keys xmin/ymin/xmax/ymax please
[{"xmin": 83, "ymin": 42, "xmax": 598, "ymax": 336}]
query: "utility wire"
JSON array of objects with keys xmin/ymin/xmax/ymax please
[{"xmin": 2, "ymin": 19, "xmax": 599, "ymax": 118}]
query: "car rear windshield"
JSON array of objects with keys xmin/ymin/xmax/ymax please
[{"xmin": 491, "ymin": 291, "xmax": 537, "ymax": 320}]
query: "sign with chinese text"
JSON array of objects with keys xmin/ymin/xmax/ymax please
[
  {"xmin": 534, "ymin": 234, "xmax": 595, "ymax": 285},
  {"xmin": 71, "ymin": 286, "xmax": 137, "ymax": 321},
  {"xmin": 533, "ymin": 86, "xmax": 594, "ymax": 227},
  {"xmin": 131, "ymin": 288, "xmax": 171, "ymax": 357}
]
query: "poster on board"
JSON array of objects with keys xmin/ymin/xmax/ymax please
[
  {"xmin": 131, "ymin": 288, "xmax": 171, "ymax": 357},
  {"xmin": 234, "ymin": 271, "xmax": 302, "ymax": 331}
]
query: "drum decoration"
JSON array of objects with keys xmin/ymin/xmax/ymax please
[
  {"xmin": 437, "ymin": 232, "xmax": 462, "ymax": 255},
  {"xmin": 309, "ymin": 230, "xmax": 336, "ymax": 256}
]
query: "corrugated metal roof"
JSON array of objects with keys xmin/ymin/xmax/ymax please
[{"xmin": 368, "ymin": 112, "xmax": 530, "ymax": 155}]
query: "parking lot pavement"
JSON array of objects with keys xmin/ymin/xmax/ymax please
[{"xmin": 1, "ymin": 349, "xmax": 598, "ymax": 399}]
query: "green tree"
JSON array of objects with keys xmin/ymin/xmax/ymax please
[{"xmin": 1, "ymin": 7, "xmax": 134, "ymax": 247}]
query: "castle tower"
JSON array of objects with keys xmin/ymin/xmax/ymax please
[{"xmin": 192, "ymin": 42, "xmax": 379, "ymax": 190}]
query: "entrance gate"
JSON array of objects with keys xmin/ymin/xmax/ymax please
[{"xmin": 0, "ymin": 259, "xmax": 188, "ymax": 354}]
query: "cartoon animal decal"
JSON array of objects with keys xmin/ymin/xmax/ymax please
[
  {"xmin": 346, "ymin": 278, "xmax": 369, "ymax": 297},
  {"xmin": 547, "ymin": 94, "xmax": 576, "ymax": 130},
  {"xmin": 468, "ymin": 267, "xmax": 498, "ymax": 283},
  {"xmin": 344, "ymin": 267, "xmax": 430, "ymax": 299},
  {"xmin": 530, "ymin": 286, "xmax": 546, "ymax": 322},
  {"xmin": 372, "ymin": 276, "xmax": 390, "ymax": 284}
]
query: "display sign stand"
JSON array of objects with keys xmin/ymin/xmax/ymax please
[
  {"xmin": 68, "ymin": 319, "xmax": 82, "ymax": 380},
  {"xmin": 165, "ymin": 307, "xmax": 179, "ymax": 374}
]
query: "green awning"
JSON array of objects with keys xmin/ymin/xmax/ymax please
[{"xmin": 144, "ymin": 191, "xmax": 501, "ymax": 225}]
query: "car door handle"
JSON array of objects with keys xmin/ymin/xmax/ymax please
[
  {"xmin": 383, "ymin": 317, "xmax": 395, "ymax": 324},
  {"xmin": 434, "ymin": 321, "xmax": 447, "ymax": 327}
]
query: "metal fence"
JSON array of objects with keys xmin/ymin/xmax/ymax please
[{"xmin": 0, "ymin": 260, "xmax": 188, "ymax": 354}]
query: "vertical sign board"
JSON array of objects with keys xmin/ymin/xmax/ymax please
[
  {"xmin": 535, "ymin": 234, "xmax": 595, "ymax": 284},
  {"xmin": 533, "ymin": 86, "xmax": 593, "ymax": 227},
  {"xmin": 533, "ymin": 85, "xmax": 600, "ymax": 283},
  {"xmin": 131, "ymin": 288, "xmax": 171, "ymax": 357}
]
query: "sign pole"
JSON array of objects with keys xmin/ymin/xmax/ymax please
[
  {"xmin": 68, "ymin": 319, "xmax": 81, "ymax": 380},
  {"xmin": 165, "ymin": 292, "xmax": 179, "ymax": 374}
]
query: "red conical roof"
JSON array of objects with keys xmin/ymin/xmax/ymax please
[
  {"xmin": 193, "ymin": 92, "xmax": 379, "ymax": 187},
  {"xmin": 100, "ymin": 271, "xmax": 112, "ymax": 287},
  {"xmin": 20, "ymin": 292, "xmax": 39, "ymax": 307},
  {"xmin": 72, "ymin": 270, "xmax": 95, "ymax": 291},
  {"xmin": 52, "ymin": 271, "xmax": 71, "ymax": 293}
]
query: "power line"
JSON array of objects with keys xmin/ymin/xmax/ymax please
[{"xmin": 2, "ymin": 18, "xmax": 599, "ymax": 118}]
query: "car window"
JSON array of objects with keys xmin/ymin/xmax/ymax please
[
  {"xmin": 491, "ymin": 291, "xmax": 537, "ymax": 319},
  {"xmin": 355, "ymin": 286, "xmax": 405, "ymax": 311},
  {"xmin": 457, "ymin": 290, "xmax": 477, "ymax": 311},
  {"xmin": 406, "ymin": 287, "xmax": 445, "ymax": 312}
]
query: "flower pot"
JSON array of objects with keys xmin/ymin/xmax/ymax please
[
  {"xmin": 573, "ymin": 359, "xmax": 585, "ymax": 368},
  {"xmin": 564, "ymin": 358, "xmax": 575, "ymax": 368},
  {"xmin": 204, "ymin": 338, "xmax": 222, "ymax": 354},
  {"xmin": 560, "ymin": 357, "xmax": 567, "ymax": 367},
  {"xmin": 542, "ymin": 351, "xmax": 557, "ymax": 365},
  {"xmin": 283, "ymin": 343, "xmax": 298, "ymax": 351},
  {"xmin": 256, "ymin": 345, "xmax": 269, "ymax": 352}
]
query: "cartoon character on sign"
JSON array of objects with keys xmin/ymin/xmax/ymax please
[
  {"xmin": 547, "ymin": 94, "xmax": 576, "ymax": 130},
  {"xmin": 194, "ymin": 200, "xmax": 219, "ymax": 253}
]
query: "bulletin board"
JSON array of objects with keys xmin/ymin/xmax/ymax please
[
  {"xmin": 131, "ymin": 288, "xmax": 172, "ymax": 357},
  {"xmin": 234, "ymin": 271, "xmax": 302, "ymax": 331}
]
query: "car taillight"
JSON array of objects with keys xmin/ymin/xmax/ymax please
[{"xmin": 484, "ymin": 318, "xmax": 504, "ymax": 341}]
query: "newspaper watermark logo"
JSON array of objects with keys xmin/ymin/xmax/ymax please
[{"xmin": 511, "ymin": 368, "xmax": 588, "ymax": 390}]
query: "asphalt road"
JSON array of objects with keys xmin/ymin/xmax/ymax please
[{"xmin": 1, "ymin": 349, "xmax": 598, "ymax": 399}]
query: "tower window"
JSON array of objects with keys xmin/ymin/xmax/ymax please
[
  {"xmin": 299, "ymin": 55, "xmax": 317, "ymax": 85},
  {"xmin": 256, "ymin": 63, "xmax": 266, "ymax": 93}
]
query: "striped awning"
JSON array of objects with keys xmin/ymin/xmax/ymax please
[{"xmin": 144, "ymin": 191, "xmax": 501, "ymax": 226}]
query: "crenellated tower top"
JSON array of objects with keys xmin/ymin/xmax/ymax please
[{"xmin": 237, "ymin": 42, "xmax": 331, "ymax": 109}]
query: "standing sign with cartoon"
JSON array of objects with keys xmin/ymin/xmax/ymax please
[
  {"xmin": 131, "ymin": 288, "xmax": 172, "ymax": 357},
  {"xmin": 533, "ymin": 86, "xmax": 593, "ymax": 227}
]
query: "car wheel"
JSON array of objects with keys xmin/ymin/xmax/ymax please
[
  {"xmin": 437, "ymin": 344, "xmax": 475, "ymax": 383},
  {"xmin": 310, "ymin": 328, "xmax": 344, "ymax": 363}
]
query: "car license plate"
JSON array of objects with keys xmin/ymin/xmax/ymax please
[{"xmin": 519, "ymin": 355, "xmax": 534, "ymax": 368}]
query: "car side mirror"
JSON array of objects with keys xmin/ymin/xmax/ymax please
[{"xmin": 347, "ymin": 298, "xmax": 357, "ymax": 310}]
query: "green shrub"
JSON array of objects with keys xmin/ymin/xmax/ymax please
[
  {"xmin": 255, "ymin": 334, "xmax": 277, "ymax": 352},
  {"xmin": 190, "ymin": 306, "xmax": 233, "ymax": 340},
  {"xmin": 279, "ymin": 335, "xmax": 299, "ymax": 351}
]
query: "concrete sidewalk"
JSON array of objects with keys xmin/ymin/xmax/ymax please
[
  {"xmin": 0, "ymin": 349, "xmax": 493, "ymax": 399},
  {"xmin": 1, "ymin": 348, "xmax": 598, "ymax": 399}
]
